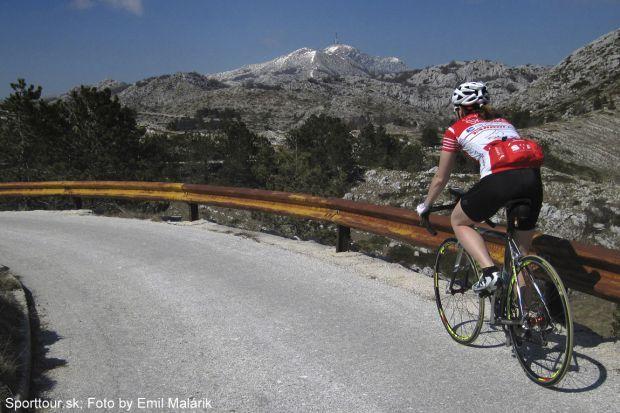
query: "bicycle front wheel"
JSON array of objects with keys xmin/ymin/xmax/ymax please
[
  {"xmin": 507, "ymin": 255, "xmax": 573, "ymax": 387},
  {"xmin": 434, "ymin": 238, "xmax": 485, "ymax": 345}
]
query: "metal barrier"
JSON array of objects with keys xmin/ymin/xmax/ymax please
[{"xmin": 0, "ymin": 181, "xmax": 618, "ymax": 303}]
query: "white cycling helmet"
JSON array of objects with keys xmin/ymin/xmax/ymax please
[{"xmin": 451, "ymin": 81, "xmax": 490, "ymax": 107}]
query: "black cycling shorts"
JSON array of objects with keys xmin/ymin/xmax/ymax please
[{"xmin": 460, "ymin": 168, "xmax": 543, "ymax": 230}]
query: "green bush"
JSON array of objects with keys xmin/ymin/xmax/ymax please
[
  {"xmin": 505, "ymin": 109, "xmax": 544, "ymax": 128},
  {"xmin": 0, "ymin": 80, "xmax": 279, "ymax": 188},
  {"xmin": 420, "ymin": 124, "xmax": 439, "ymax": 147},
  {"xmin": 356, "ymin": 123, "xmax": 425, "ymax": 171},
  {"xmin": 592, "ymin": 94, "xmax": 605, "ymax": 110},
  {"xmin": 0, "ymin": 80, "xmax": 143, "ymax": 182},
  {"xmin": 272, "ymin": 114, "xmax": 359, "ymax": 197}
]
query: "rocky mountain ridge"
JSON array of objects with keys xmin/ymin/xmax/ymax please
[
  {"xmin": 516, "ymin": 29, "xmax": 620, "ymax": 117},
  {"xmin": 86, "ymin": 29, "xmax": 619, "ymax": 191},
  {"xmin": 522, "ymin": 107, "xmax": 620, "ymax": 178},
  {"xmin": 105, "ymin": 59, "xmax": 546, "ymax": 134},
  {"xmin": 89, "ymin": 29, "xmax": 618, "ymax": 135},
  {"xmin": 376, "ymin": 59, "xmax": 547, "ymax": 112},
  {"xmin": 214, "ymin": 44, "xmax": 408, "ymax": 83}
]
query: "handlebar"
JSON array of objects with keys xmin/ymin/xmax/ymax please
[
  {"xmin": 420, "ymin": 203, "xmax": 455, "ymax": 236},
  {"xmin": 420, "ymin": 188, "xmax": 496, "ymax": 235}
]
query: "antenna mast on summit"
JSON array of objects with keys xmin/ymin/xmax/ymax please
[{"xmin": 334, "ymin": 32, "xmax": 339, "ymax": 45}]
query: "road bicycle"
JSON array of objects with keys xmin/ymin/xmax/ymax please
[{"xmin": 420, "ymin": 188, "xmax": 573, "ymax": 387}]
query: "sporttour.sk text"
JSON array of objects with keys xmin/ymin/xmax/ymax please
[{"xmin": 3, "ymin": 397, "xmax": 213, "ymax": 411}]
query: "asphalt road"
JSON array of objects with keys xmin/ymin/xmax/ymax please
[{"xmin": 0, "ymin": 211, "xmax": 617, "ymax": 412}]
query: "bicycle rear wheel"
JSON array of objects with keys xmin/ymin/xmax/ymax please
[
  {"xmin": 434, "ymin": 238, "xmax": 485, "ymax": 344},
  {"xmin": 507, "ymin": 255, "xmax": 573, "ymax": 387}
]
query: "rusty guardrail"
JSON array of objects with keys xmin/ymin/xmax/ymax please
[{"xmin": 0, "ymin": 181, "xmax": 618, "ymax": 303}]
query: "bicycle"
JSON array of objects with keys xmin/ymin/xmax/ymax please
[{"xmin": 420, "ymin": 187, "xmax": 573, "ymax": 387}]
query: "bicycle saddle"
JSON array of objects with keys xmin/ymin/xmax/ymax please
[
  {"xmin": 449, "ymin": 187, "xmax": 466, "ymax": 199},
  {"xmin": 505, "ymin": 198, "xmax": 532, "ymax": 230}
]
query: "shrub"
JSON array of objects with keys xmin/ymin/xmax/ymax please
[
  {"xmin": 273, "ymin": 115, "xmax": 358, "ymax": 197},
  {"xmin": 420, "ymin": 124, "xmax": 439, "ymax": 147}
]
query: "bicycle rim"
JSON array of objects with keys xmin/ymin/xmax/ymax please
[
  {"xmin": 434, "ymin": 238, "xmax": 484, "ymax": 345},
  {"xmin": 507, "ymin": 255, "xmax": 573, "ymax": 387}
]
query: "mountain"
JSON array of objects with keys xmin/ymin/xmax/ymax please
[
  {"xmin": 515, "ymin": 29, "xmax": 620, "ymax": 116},
  {"xmin": 521, "ymin": 107, "xmax": 620, "ymax": 180},
  {"xmin": 107, "ymin": 51, "xmax": 544, "ymax": 134},
  {"xmin": 110, "ymin": 72, "xmax": 229, "ymax": 117},
  {"xmin": 213, "ymin": 44, "xmax": 408, "ymax": 83},
  {"xmin": 88, "ymin": 29, "xmax": 618, "ymax": 146},
  {"xmin": 96, "ymin": 79, "xmax": 130, "ymax": 95},
  {"xmin": 376, "ymin": 60, "xmax": 546, "ymax": 112}
]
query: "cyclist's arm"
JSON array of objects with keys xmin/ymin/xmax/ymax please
[{"xmin": 423, "ymin": 150, "xmax": 456, "ymax": 207}]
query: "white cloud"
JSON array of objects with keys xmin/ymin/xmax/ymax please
[
  {"xmin": 103, "ymin": 0, "xmax": 143, "ymax": 16},
  {"xmin": 69, "ymin": 0, "xmax": 144, "ymax": 16}
]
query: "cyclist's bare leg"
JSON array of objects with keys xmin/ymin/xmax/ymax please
[{"xmin": 451, "ymin": 202, "xmax": 494, "ymax": 268}]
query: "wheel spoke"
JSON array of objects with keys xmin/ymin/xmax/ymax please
[
  {"xmin": 508, "ymin": 256, "xmax": 573, "ymax": 386},
  {"xmin": 434, "ymin": 239, "xmax": 484, "ymax": 344}
]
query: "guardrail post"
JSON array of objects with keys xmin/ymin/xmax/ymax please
[
  {"xmin": 189, "ymin": 203, "xmax": 199, "ymax": 221},
  {"xmin": 73, "ymin": 197, "xmax": 83, "ymax": 210},
  {"xmin": 336, "ymin": 225, "xmax": 351, "ymax": 252}
]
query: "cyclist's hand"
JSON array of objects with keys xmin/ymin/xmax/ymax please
[{"xmin": 416, "ymin": 202, "xmax": 430, "ymax": 216}]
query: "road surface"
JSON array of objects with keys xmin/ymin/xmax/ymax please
[{"xmin": 0, "ymin": 211, "xmax": 617, "ymax": 412}]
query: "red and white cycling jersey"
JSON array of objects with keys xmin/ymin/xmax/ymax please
[{"xmin": 442, "ymin": 113, "xmax": 539, "ymax": 178}]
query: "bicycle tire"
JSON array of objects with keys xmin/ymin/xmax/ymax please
[
  {"xmin": 507, "ymin": 255, "xmax": 573, "ymax": 387},
  {"xmin": 434, "ymin": 238, "xmax": 485, "ymax": 345}
]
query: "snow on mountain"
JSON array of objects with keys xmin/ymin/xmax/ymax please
[
  {"xmin": 323, "ymin": 44, "xmax": 407, "ymax": 75},
  {"xmin": 213, "ymin": 44, "xmax": 408, "ymax": 83}
]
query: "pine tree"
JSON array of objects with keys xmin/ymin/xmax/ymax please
[
  {"xmin": 276, "ymin": 115, "xmax": 357, "ymax": 196},
  {"xmin": 0, "ymin": 79, "xmax": 64, "ymax": 181},
  {"xmin": 60, "ymin": 86, "xmax": 143, "ymax": 180},
  {"xmin": 213, "ymin": 120, "xmax": 275, "ymax": 187}
]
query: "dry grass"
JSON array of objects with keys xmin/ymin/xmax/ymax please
[
  {"xmin": 0, "ymin": 272, "xmax": 26, "ymax": 398},
  {"xmin": 0, "ymin": 275, "xmax": 20, "ymax": 291}
]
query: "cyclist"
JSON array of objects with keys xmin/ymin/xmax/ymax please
[{"xmin": 416, "ymin": 81, "xmax": 543, "ymax": 294}]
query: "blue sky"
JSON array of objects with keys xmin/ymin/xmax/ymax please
[{"xmin": 1, "ymin": 0, "xmax": 618, "ymax": 97}]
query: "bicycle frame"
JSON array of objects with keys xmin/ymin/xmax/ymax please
[
  {"xmin": 427, "ymin": 191, "xmax": 573, "ymax": 385},
  {"xmin": 489, "ymin": 231, "xmax": 523, "ymax": 328},
  {"xmin": 491, "ymin": 229, "xmax": 553, "ymax": 335},
  {"xmin": 422, "ymin": 194, "xmax": 554, "ymax": 334},
  {"xmin": 445, "ymin": 247, "xmax": 471, "ymax": 294}
]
